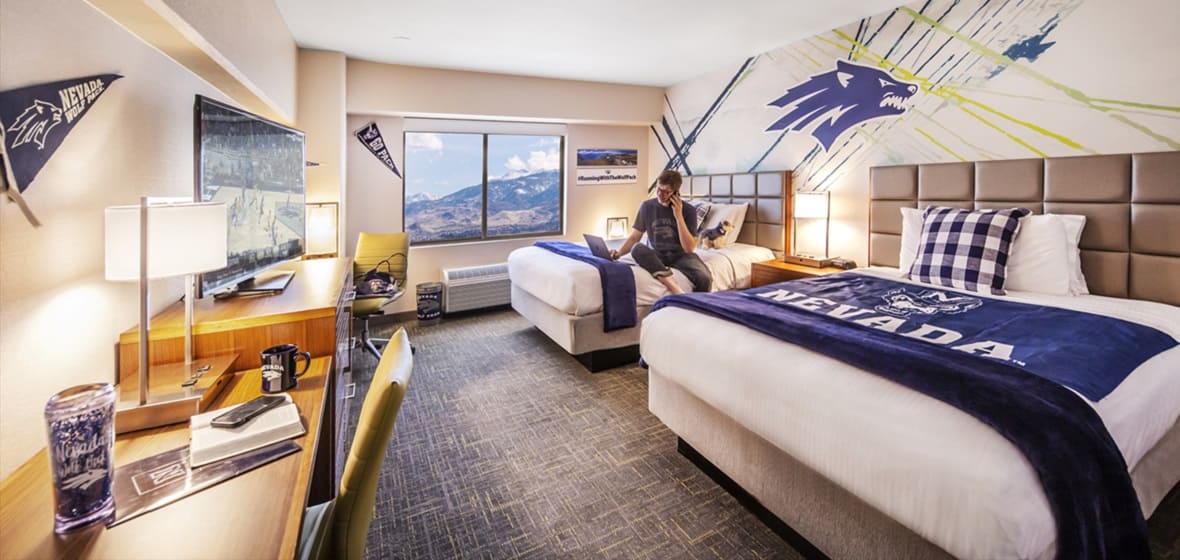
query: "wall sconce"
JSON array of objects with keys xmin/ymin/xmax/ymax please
[
  {"xmin": 606, "ymin": 216, "xmax": 629, "ymax": 240},
  {"xmin": 105, "ymin": 198, "xmax": 231, "ymax": 433},
  {"xmin": 306, "ymin": 202, "xmax": 339, "ymax": 258},
  {"xmin": 784, "ymin": 191, "xmax": 832, "ymax": 268}
]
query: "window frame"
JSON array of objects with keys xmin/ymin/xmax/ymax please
[{"xmin": 402, "ymin": 130, "xmax": 565, "ymax": 246}]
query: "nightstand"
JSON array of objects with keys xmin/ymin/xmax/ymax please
[{"xmin": 750, "ymin": 259, "xmax": 848, "ymax": 287}]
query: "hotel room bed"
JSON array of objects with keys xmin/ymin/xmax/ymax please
[
  {"xmin": 509, "ymin": 171, "xmax": 791, "ymax": 371},
  {"xmin": 642, "ymin": 151, "xmax": 1180, "ymax": 558}
]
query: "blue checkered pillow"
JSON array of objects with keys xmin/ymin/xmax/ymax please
[{"xmin": 908, "ymin": 206, "xmax": 1030, "ymax": 295}]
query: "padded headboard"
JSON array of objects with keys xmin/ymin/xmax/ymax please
[
  {"xmin": 682, "ymin": 170, "xmax": 792, "ymax": 255},
  {"xmin": 869, "ymin": 151, "xmax": 1180, "ymax": 306}
]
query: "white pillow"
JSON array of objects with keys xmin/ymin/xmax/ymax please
[
  {"xmin": 899, "ymin": 206, "xmax": 922, "ymax": 273},
  {"xmin": 700, "ymin": 202, "xmax": 749, "ymax": 246},
  {"xmin": 1058, "ymin": 214, "xmax": 1089, "ymax": 295},
  {"xmin": 1006, "ymin": 215, "xmax": 1072, "ymax": 295},
  {"xmin": 900, "ymin": 207, "xmax": 1089, "ymax": 296}
]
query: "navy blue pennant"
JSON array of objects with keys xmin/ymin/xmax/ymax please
[
  {"xmin": 354, "ymin": 121, "xmax": 402, "ymax": 178},
  {"xmin": 0, "ymin": 74, "xmax": 122, "ymax": 193}
]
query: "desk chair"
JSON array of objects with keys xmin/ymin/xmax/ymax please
[
  {"xmin": 353, "ymin": 232, "xmax": 409, "ymax": 359},
  {"xmin": 298, "ymin": 327, "xmax": 413, "ymax": 560}
]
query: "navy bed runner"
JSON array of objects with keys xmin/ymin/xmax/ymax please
[
  {"xmin": 652, "ymin": 273, "xmax": 1174, "ymax": 559},
  {"xmin": 534, "ymin": 241, "xmax": 637, "ymax": 331}
]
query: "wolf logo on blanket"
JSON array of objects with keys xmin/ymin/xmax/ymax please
[{"xmin": 875, "ymin": 288, "xmax": 983, "ymax": 317}]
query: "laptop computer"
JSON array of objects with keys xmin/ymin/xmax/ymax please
[{"xmin": 583, "ymin": 234, "xmax": 613, "ymax": 260}]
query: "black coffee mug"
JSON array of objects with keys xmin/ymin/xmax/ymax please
[{"xmin": 260, "ymin": 344, "xmax": 311, "ymax": 393}]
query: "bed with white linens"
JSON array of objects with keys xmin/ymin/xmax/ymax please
[
  {"xmin": 509, "ymin": 171, "xmax": 790, "ymax": 371},
  {"xmin": 642, "ymin": 152, "xmax": 1180, "ymax": 559}
]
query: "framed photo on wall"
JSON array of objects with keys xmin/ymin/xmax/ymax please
[{"xmin": 575, "ymin": 148, "xmax": 638, "ymax": 185}]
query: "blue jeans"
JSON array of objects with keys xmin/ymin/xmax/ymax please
[{"xmin": 630, "ymin": 244, "xmax": 712, "ymax": 292}]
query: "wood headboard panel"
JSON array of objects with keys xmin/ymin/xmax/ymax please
[
  {"xmin": 682, "ymin": 170, "xmax": 792, "ymax": 256},
  {"xmin": 868, "ymin": 151, "xmax": 1180, "ymax": 306}
]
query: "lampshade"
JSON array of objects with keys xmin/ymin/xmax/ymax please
[
  {"xmin": 793, "ymin": 192, "xmax": 829, "ymax": 219},
  {"xmin": 306, "ymin": 202, "xmax": 339, "ymax": 256},
  {"xmin": 104, "ymin": 202, "xmax": 227, "ymax": 281},
  {"xmin": 606, "ymin": 216, "xmax": 629, "ymax": 239}
]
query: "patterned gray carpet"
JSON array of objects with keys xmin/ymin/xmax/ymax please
[{"xmin": 349, "ymin": 310, "xmax": 1179, "ymax": 560}]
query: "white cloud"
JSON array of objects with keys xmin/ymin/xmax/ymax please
[
  {"xmin": 498, "ymin": 149, "xmax": 559, "ymax": 178},
  {"xmin": 406, "ymin": 133, "xmax": 443, "ymax": 151}
]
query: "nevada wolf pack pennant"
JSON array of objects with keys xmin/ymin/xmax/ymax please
[
  {"xmin": 355, "ymin": 121, "xmax": 402, "ymax": 178},
  {"xmin": 0, "ymin": 73, "xmax": 122, "ymax": 193}
]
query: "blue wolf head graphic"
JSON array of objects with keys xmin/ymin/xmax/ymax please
[
  {"xmin": 765, "ymin": 60, "xmax": 918, "ymax": 151},
  {"xmin": 6, "ymin": 99, "xmax": 63, "ymax": 150}
]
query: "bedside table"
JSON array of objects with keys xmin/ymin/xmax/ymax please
[{"xmin": 750, "ymin": 260, "xmax": 848, "ymax": 287}]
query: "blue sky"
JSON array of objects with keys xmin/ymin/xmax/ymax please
[{"xmin": 405, "ymin": 133, "xmax": 560, "ymax": 198}]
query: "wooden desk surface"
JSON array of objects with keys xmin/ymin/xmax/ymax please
[
  {"xmin": 0, "ymin": 357, "xmax": 331, "ymax": 559},
  {"xmin": 119, "ymin": 258, "xmax": 353, "ymax": 343}
]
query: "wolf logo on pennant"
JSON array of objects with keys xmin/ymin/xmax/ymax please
[{"xmin": 0, "ymin": 73, "xmax": 122, "ymax": 194}]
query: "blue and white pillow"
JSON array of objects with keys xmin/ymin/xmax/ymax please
[
  {"xmin": 909, "ymin": 206, "xmax": 1030, "ymax": 295},
  {"xmin": 694, "ymin": 201, "xmax": 712, "ymax": 226}
]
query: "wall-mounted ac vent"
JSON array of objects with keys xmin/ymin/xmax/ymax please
[{"xmin": 442, "ymin": 263, "xmax": 511, "ymax": 314}]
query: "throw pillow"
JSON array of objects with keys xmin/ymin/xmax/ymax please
[{"xmin": 909, "ymin": 206, "xmax": 1030, "ymax": 295}]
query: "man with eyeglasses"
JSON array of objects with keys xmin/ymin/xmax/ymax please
[{"xmin": 610, "ymin": 170, "xmax": 711, "ymax": 295}]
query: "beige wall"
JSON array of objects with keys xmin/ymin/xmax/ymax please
[
  {"xmin": 163, "ymin": 0, "xmax": 297, "ymax": 120},
  {"xmin": 0, "ymin": 0, "xmax": 295, "ymax": 478},
  {"xmin": 347, "ymin": 60, "xmax": 663, "ymax": 124},
  {"xmin": 298, "ymin": 50, "xmax": 348, "ymax": 255},
  {"xmin": 344, "ymin": 62, "xmax": 663, "ymax": 315}
]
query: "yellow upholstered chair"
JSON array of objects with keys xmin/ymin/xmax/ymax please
[
  {"xmin": 298, "ymin": 327, "xmax": 414, "ymax": 560},
  {"xmin": 353, "ymin": 232, "xmax": 409, "ymax": 359}
]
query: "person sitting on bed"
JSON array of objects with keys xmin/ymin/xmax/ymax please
[{"xmin": 609, "ymin": 170, "xmax": 711, "ymax": 295}]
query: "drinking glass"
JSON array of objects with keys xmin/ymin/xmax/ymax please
[{"xmin": 44, "ymin": 383, "xmax": 116, "ymax": 533}]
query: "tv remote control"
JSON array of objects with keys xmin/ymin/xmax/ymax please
[{"xmin": 210, "ymin": 395, "xmax": 286, "ymax": 429}]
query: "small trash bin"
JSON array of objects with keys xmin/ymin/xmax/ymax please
[{"xmin": 416, "ymin": 282, "xmax": 443, "ymax": 325}]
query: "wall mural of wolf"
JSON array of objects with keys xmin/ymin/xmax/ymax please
[
  {"xmin": 651, "ymin": 0, "xmax": 1180, "ymax": 198},
  {"xmin": 765, "ymin": 60, "xmax": 918, "ymax": 151}
]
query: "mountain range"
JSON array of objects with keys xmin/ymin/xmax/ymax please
[{"xmin": 406, "ymin": 170, "xmax": 560, "ymax": 241}]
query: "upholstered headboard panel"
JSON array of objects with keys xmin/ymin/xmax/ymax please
[
  {"xmin": 869, "ymin": 151, "xmax": 1180, "ymax": 306},
  {"xmin": 683, "ymin": 171, "xmax": 792, "ymax": 255}
]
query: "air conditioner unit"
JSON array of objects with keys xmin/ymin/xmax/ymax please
[{"xmin": 442, "ymin": 262, "xmax": 511, "ymax": 314}]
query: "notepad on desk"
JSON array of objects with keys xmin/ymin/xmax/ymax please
[{"xmin": 189, "ymin": 394, "xmax": 306, "ymax": 467}]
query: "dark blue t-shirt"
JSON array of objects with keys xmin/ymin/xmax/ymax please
[{"xmin": 634, "ymin": 198, "xmax": 698, "ymax": 253}]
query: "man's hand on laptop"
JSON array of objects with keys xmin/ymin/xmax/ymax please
[{"xmin": 608, "ymin": 249, "xmax": 620, "ymax": 260}]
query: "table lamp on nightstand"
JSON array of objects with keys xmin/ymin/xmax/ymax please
[
  {"xmin": 784, "ymin": 191, "xmax": 833, "ymax": 268},
  {"xmin": 105, "ymin": 198, "xmax": 234, "ymax": 433}
]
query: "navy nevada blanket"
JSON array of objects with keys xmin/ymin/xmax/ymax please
[
  {"xmin": 534, "ymin": 241, "xmax": 637, "ymax": 331},
  {"xmin": 653, "ymin": 273, "xmax": 1175, "ymax": 559}
]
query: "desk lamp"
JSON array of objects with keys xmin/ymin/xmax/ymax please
[
  {"xmin": 606, "ymin": 216, "xmax": 629, "ymax": 240},
  {"xmin": 305, "ymin": 202, "xmax": 339, "ymax": 258},
  {"xmin": 784, "ymin": 191, "xmax": 832, "ymax": 268},
  {"xmin": 104, "ymin": 198, "xmax": 230, "ymax": 433}
]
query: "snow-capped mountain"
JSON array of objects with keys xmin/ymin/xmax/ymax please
[{"xmin": 406, "ymin": 170, "xmax": 560, "ymax": 241}]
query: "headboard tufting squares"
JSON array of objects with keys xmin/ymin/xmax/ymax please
[
  {"xmin": 869, "ymin": 151, "xmax": 1180, "ymax": 306},
  {"xmin": 682, "ymin": 171, "xmax": 792, "ymax": 255}
]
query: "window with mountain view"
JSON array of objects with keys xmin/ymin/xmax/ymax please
[{"xmin": 404, "ymin": 132, "xmax": 563, "ymax": 243}]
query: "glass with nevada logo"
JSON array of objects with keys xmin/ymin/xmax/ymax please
[{"xmin": 44, "ymin": 383, "xmax": 116, "ymax": 533}]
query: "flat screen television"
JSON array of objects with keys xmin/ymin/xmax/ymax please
[{"xmin": 194, "ymin": 95, "xmax": 306, "ymax": 298}]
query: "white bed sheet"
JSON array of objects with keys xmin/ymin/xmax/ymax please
[
  {"xmin": 507, "ymin": 243, "xmax": 774, "ymax": 316},
  {"xmin": 640, "ymin": 268, "xmax": 1180, "ymax": 559}
]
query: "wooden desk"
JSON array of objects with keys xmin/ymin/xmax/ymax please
[
  {"xmin": 117, "ymin": 258, "xmax": 353, "ymax": 377},
  {"xmin": 0, "ymin": 357, "xmax": 331, "ymax": 559},
  {"xmin": 117, "ymin": 257, "xmax": 355, "ymax": 501}
]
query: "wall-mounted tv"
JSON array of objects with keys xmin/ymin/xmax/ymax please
[{"xmin": 194, "ymin": 95, "xmax": 306, "ymax": 298}]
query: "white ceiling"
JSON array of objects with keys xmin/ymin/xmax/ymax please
[{"xmin": 275, "ymin": 0, "xmax": 906, "ymax": 87}]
